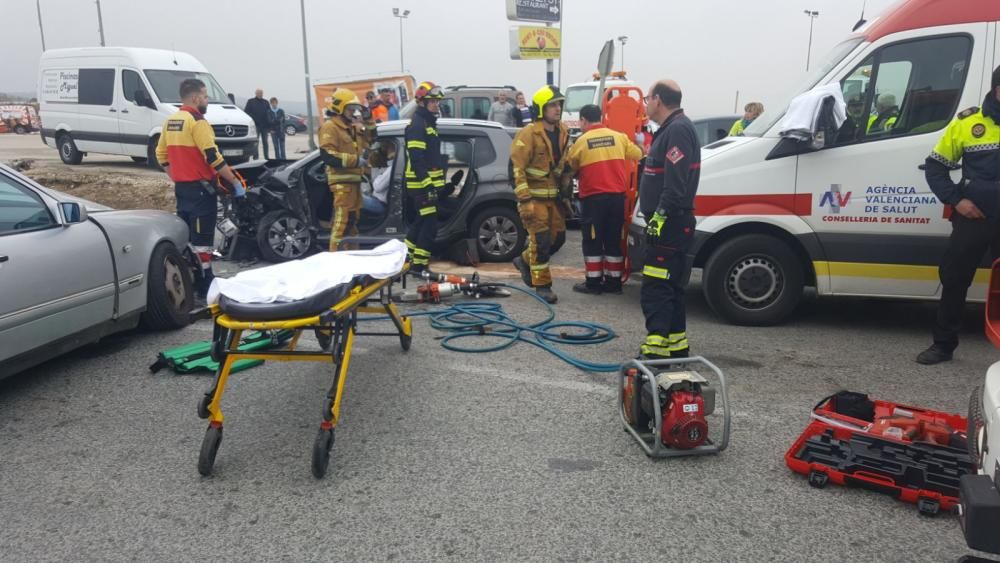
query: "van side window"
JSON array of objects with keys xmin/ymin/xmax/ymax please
[
  {"xmin": 836, "ymin": 35, "xmax": 971, "ymax": 146},
  {"xmin": 78, "ymin": 68, "xmax": 115, "ymax": 106},
  {"xmin": 462, "ymin": 97, "xmax": 491, "ymax": 120},
  {"xmin": 439, "ymin": 99, "xmax": 455, "ymax": 118},
  {"xmin": 122, "ymin": 70, "xmax": 151, "ymax": 104}
]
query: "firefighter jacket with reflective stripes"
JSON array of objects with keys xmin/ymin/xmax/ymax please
[
  {"xmin": 319, "ymin": 116, "xmax": 370, "ymax": 185},
  {"xmin": 565, "ymin": 125, "xmax": 643, "ymax": 199},
  {"xmin": 638, "ymin": 109, "xmax": 701, "ymax": 218},
  {"xmin": 405, "ymin": 106, "xmax": 444, "ymax": 190},
  {"xmin": 926, "ymin": 104, "xmax": 1000, "ymax": 207},
  {"xmin": 155, "ymin": 106, "xmax": 225, "ymax": 182},
  {"xmin": 510, "ymin": 120, "xmax": 571, "ymax": 201}
]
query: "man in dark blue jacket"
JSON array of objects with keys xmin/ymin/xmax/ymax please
[
  {"xmin": 637, "ymin": 80, "xmax": 701, "ymax": 360},
  {"xmin": 244, "ymin": 88, "xmax": 271, "ymax": 159}
]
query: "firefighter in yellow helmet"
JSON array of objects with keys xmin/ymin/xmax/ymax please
[
  {"xmin": 318, "ymin": 88, "xmax": 374, "ymax": 251},
  {"xmin": 510, "ymin": 85, "xmax": 572, "ymax": 303},
  {"xmin": 403, "ymin": 81, "xmax": 446, "ymax": 275}
]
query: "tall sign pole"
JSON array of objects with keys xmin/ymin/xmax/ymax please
[
  {"xmin": 300, "ymin": 0, "xmax": 316, "ymax": 150},
  {"xmin": 36, "ymin": 0, "xmax": 46, "ymax": 51}
]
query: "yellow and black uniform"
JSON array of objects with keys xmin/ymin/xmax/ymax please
[
  {"xmin": 923, "ymin": 98, "xmax": 1000, "ymax": 356},
  {"xmin": 319, "ymin": 115, "xmax": 370, "ymax": 251},
  {"xmin": 510, "ymin": 120, "xmax": 571, "ymax": 287},
  {"xmin": 564, "ymin": 125, "xmax": 643, "ymax": 292},
  {"xmin": 155, "ymin": 104, "xmax": 226, "ymax": 293},
  {"xmin": 403, "ymin": 105, "xmax": 445, "ymax": 271},
  {"xmin": 867, "ymin": 109, "xmax": 899, "ymax": 133}
]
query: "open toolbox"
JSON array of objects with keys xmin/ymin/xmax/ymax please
[{"xmin": 785, "ymin": 392, "xmax": 975, "ymax": 515}]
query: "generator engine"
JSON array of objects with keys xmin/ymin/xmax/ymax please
[{"xmin": 624, "ymin": 370, "xmax": 716, "ymax": 450}]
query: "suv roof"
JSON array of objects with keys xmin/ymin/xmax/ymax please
[
  {"xmin": 446, "ymin": 85, "xmax": 517, "ymax": 92},
  {"xmin": 375, "ymin": 118, "xmax": 508, "ymax": 134}
]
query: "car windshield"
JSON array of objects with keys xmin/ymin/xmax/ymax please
[
  {"xmin": 564, "ymin": 85, "xmax": 596, "ymax": 113},
  {"xmin": 743, "ymin": 37, "xmax": 865, "ymax": 137},
  {"xmin": 144, "ymin": 69, "xmax": 229, "ymax": 104}
]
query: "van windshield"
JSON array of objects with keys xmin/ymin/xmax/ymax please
[
  {"xmin": 564, "ymin": 85, "xmax": 596, "ymax": 113},
  {"xmin": 743, "ymin": 37, "xmax": 865, "ymax": 137},
  {"xmin": 144, "ymin": 69, "xmax": 230, "ymax": 104}
]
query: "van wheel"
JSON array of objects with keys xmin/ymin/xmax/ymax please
[
  {"xmin": 257, "ymin": 210, "xmax": 313, "ymax": 263},
  {"xmin": 141, "ymin": 243, "xmax": 194, "ymax": 330},
  {"xmin": 146, "ymin": 136, "xmax": 162, "ymax": 170},
  {"xmin": 58, "ymin": 134, "xmax": 83, "ymax": 165},
  {"xmin": 471, "ymin": 207, "xmax": 525, "ymax": 263},
  {"xmin": 702, "ymin": 234, "xmax": 804, "ymax": 326}
]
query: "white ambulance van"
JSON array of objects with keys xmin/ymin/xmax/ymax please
[
  {"xmin": 562, "ymin": 73, "xmax": 637, "ymax": 135},
  {"xmin": 629, "ymin": 0, "xmax": 1000, "ymax": 325},
  {"xmin": 38, "ymin": 47, "xmax": 257, "ymax": 166}
]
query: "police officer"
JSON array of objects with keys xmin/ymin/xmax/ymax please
[
  {"xmin": 564, "ymin": 103, "xmax": 643, "ymax": 294},
  {"xmin": 155, "ymin": 78, "xmax": 244, "ymax": 300},
  {"xmin": 917, "ymin": 66, "xmax": 1000, "ymax": 365},
  {"xmin": 510, "ymin": 85, "xmax": 572, "ymax": 304},
  {"xmin": 637, "ymin": 80, "xmax": 700, "ymax": 359},
  {"xmin": 318, "ymin": 88, "xmax": 374, "ymax": 251},
  {"xmin": 403, "ymin": 81, "xmax": 446, "ymax": 275}
]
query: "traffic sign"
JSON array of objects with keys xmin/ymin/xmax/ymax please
[{"xmin": 506, "ymin": 0, "xmax": 561, "ymax": 23}]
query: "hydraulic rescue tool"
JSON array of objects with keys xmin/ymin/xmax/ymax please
[
  {"xmin": 394, "ymin": 272, "xmax": 510, "ymax": 303},
  {"xmin": 619, "ymin": 356, "xmax": 730, "ymax": 458}
]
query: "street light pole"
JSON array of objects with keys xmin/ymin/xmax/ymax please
[
  {"xmin": 300, "ymin": 0, "xmax": 317, "ymax": 150},
  {"xmin": 96, "ymin": 0, "xmax": 106, "ymax": 46},
  {"xmin": 392, "ymin": 8, "xmax": 410, "ymax": 73},
  {"xmin": 804, "ymin": 10, "xmax": 819, "ymax": 71},
  {"xmin": 617, "ymin": 35, "xmax": 628, "ymax": 71},
  {"xmin": 36, "ymin": 0, "xmax": 46, "ymax": 51}
]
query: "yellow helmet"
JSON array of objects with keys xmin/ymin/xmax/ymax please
[
  {"xmin": 327, "ymin": 88, "xmax": 362, "ymax": 115},
  {"xmin": 530, "ymin": 85, "xmax": 565, "ymax": 120}
]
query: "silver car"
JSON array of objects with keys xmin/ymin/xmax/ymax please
[{"xmin": 0, "ymin": 164, "xmax": 194, "ymax": 378}]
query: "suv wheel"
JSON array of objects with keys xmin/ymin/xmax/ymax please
[
  {"xmin": 58, "ymin": 133, "xmax": 83, "ymax": 165},
  {"xmin": 470, "ymin": 207, "xmax": 525, "ymax": 263}
]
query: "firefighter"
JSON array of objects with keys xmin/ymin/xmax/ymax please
[
  {"xmin": 564, "ymin": 103, "xmax": 643, "ymax": 294},
  {"xmin": 917, "ymin": 66, "xmax": 1000, "ymax": 365},
  {"xmin": 319, "ymin": 88, "xmax": 373, "ymax": 251},
  {"xmin": 155, "ymin": 78, "xmax": 244, "ymax": 300},
  {"xmin": 510, "ymin": 85, "xmax": 572, "ymax": 304},
  {"xmin": 403, "ymin": 81, "xmax": 447, "ymax": 275},
  {"xmin": 637, "ymin": 80, "xmax": 700, "ymax": 359}
]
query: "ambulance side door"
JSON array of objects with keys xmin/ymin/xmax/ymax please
[{"xmin": 795, "ymin": 28, "xmax": 984, "ymax": 298}]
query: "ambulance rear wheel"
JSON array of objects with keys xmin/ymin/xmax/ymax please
[{"xmin": 703, "ymin": 234, "xmax": 804, "ymax": 326}]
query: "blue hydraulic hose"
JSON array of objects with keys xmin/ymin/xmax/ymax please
[{"xmin": 363, "ymin": 283, "xmax": 622, "ymax": 373}]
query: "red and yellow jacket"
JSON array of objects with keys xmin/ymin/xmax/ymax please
[
  {"xmin": 564, "ymin": 125, "xmax": 643, "ymax": 198},
  {"xmin": 155, "ymin": 106, "xmax": 225, "ymax": 182}
]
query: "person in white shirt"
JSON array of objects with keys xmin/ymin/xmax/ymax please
[{"xmin": 362, "ymin": 167, "xmax": 393, "ymax": 215}]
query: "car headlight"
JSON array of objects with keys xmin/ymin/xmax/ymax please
[{"xmin": 248, "ymin": 124, "xmax": 256, "ymax": 137}]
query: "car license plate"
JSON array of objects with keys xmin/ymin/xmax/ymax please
[
  {"xmin": 218, "ymin": 218, "xmax": 238, "ymax": 237},
  {"xmin": 222, "ymin": 149, "xmax": 242, "ymax": 157}
]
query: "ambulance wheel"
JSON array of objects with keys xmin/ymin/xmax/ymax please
[
  {"xmin": 311, "ymin": 427, "xmax": 335, "ymax": 479},
  {"xmin": 315, "ymin": 329, "xmax": 333, "ymax": 351},
  {"xmin": 57, "ymin": 133, "xmax": 83, "ymax": 165},
  {"xmin": 197, "ymin": 394, "xmax": 212, "ymax": 419},
  {"xmin": 198, "ymin": 425, "xmax": 223, "ymax": 476},
  {"xmin": 968, "ymin": 385, "xmax": 984, "ymax": 462},
  {"xmin": 703, "ymin": 234, "xmax": 804, "ymax": 326}
]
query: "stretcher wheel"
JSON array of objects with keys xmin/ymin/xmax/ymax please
[
  {"xmin": 197, "ymin": 394, "xmax": 212, "ymax": 419},
  {"xmin": 311, "ymin": 428, "xmax": 335, "ymax": 479},
  {"xmin": 198, "ymin": 425, "xmax": 223, "ymax": 476},
  {"xmin": 315, "ymin": 329, "xmax": 333, "ymax": 351},
  {"xmin": 399, "ymin": 332, "xmax": 412, "ymax": 351}
]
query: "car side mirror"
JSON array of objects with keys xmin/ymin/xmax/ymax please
[{"xmin": 59, "ymin": 201, "xmax": 88, "ymax": 225}]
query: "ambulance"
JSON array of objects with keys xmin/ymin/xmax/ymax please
[
  {"xmin": 629, "ymin": 0, "xmax": 1000, "ymax": 325},
  {"xmin": 563, "ymin": 72, "xmax": 637, "ymax": 136}
]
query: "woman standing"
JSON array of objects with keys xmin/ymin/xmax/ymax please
[
  {"xmin": 268, "ymin": 97, "xmax": 287, "ymax": 159},
  {"xmin": 512, "ymin": 91, "xmax": 532, "ymax": 127}
]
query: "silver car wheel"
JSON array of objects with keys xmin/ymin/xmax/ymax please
[
  {"xmin": 163, "ymin": 255, "xmax": 188, "ymax": 310},
  {"xmin": 478, "ymin": 215, "xmax": 518, "ymax": 257}
]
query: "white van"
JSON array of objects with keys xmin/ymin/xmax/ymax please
[
  {"xmin": 562, "ymin": 73, "xmax": 637, "ymax": 135},
  {"xmin": 38, "ymin": 47, "xmax": 257, "ymax": 166},
  {"xmin": 628, "ymin": 0, "xmax": 1000, "ymax": 326}
]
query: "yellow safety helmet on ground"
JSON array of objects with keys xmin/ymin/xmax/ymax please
[
  {"xmin": 414, "ymin": 81, "xmax": 445, "ymax": 102},
  {"xmin": 531, "ymin": 85, "xmax": 565, "ymax": 120},
  {"xmin": 327, "ymin": 88, "xmax": 362, "ymax": 116}
]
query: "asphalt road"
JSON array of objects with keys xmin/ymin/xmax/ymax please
[{"xmin": 1, "ymin": 225, "xmax": 997, "ymax": 562}]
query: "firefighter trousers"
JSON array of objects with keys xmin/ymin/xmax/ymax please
[
  {"xmin": 176, "ymin": 182, "xmax": 217, "ymax": 295},
  {"xmin": 933, "ymin": 214, "xmax": 1000, "ymax": 351},
  {"xmin": 404, "ymin": 187, "xmax": 437, "ymax": 270},
  {"xmin": 639, "ymin": 213, "xmax": 695, "ymax": 358},
  {"xmin": 330, "ymin": 183, "xmax": 361, "ymax": 251},
  {"xmin": 580, "ymin": 193, "xmax": 626, "ymax": 291},
  {"xmin": 518, "ymin": 198, "xmax": 566, "ymax": 287}
]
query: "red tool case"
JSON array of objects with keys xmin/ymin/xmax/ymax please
[{"xmin": 785, "ymin": 393, "xmax": 975, "ymax": 516}]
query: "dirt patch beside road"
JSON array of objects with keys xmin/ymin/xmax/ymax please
[{"xmin": 24, "ymin": 167, "xmax": 175, "ymax": 212}]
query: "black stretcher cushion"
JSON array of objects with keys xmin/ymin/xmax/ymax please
[{"xmin": 218, "ymin": 276, "xmax": 367, "ymax": 321}]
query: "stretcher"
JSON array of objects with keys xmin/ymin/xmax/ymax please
[{"xmin": 192, "ymin": 271, "xmax": 412, "ymax": 479}]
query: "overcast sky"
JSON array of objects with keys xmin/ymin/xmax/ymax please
[{"xmin": 1, "ymin": 0, "xmax": 898, "ymax": 115}]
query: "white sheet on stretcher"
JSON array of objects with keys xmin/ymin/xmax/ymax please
[{"xmin": 206, "ymin": 239, "xmax": 407, "ymax": 305}]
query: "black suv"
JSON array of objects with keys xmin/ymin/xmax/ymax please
[{"xmin": 230, "ymin": 119, "xmax": 526, "ymax": 264}]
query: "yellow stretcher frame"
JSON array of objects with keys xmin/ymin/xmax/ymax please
[{"xmin": 193, "ymin": 273, "xmax": 412, "ymax": 479}]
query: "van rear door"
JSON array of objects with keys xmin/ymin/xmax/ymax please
[
  {"xmin": 794, "ymin": 26, "xmax": 987, "ymax": 298},
  {"xmin": 74, "ymin": 67, "xmax": 122, "ymax": 155}
]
